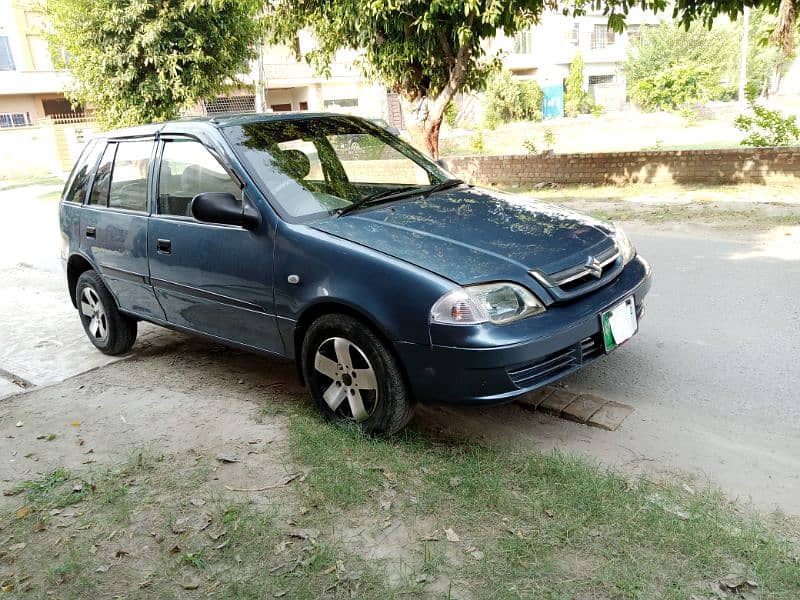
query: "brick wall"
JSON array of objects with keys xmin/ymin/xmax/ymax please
[{"xmin": 440, "ymin": 147, "xmax": 800, "ymax": 186}]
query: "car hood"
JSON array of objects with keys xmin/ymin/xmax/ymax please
[{"xmin": 310, "ymin": 186, "xmax": 614, "ymax": 285}]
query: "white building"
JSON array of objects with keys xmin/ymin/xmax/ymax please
[{"xmin": 493, "ymin": 8, "xmax": 662, "ymax": 110}]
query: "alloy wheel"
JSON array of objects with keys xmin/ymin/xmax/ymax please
[
  {"xmin": 313, "ymin": 337, "xmax": 379, "ymax": 422},
  {"xmin": 80, "ymin": 287, "xmax": 109, "ymax": 343}
]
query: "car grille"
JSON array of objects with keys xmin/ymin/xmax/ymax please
[
  {"xmin": 507, "ymin": 335, "xmax": 604, "ymax": 389},
  {"xmin": 529, "ymin": 243, "xmax": 623, "ymax": 302}
]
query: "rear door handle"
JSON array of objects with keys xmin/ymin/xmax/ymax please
[
  {"xmin": 156, "ymin": 238, "xmax": 171, "ymax": 254},
  {"xmin": 85, "ymin": 226, "xmax": 96, "ymax": 238}
]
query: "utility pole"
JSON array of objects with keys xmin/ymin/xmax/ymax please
[{"xmin": 739, "ymin": 5, "xmax": 750, "ymax": 107}]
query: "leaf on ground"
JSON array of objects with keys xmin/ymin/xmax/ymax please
[
  {"xmin": 208, "ymin": 529, "xmax": 226, "ymax": 541},
  {"xmin": 14, "ymin": 422, "xmax": 23, "ymax": 428},
  {"xmin": 287, "ymin": 527, "xmax": 320, "ymax": 541},
  {"xmin": 70, "ymin": 421, "xmax": 80, "ymax": 427},
  {"xmin": 719, "ymin": 574, "xmax": 758, "ymax": 592},
  {"xmin": 8, "ymin": 542, "xmax": 26, "ymax": 551},
  {"xmin": 169, "ymin": 544, "xmax": 181, "ymax": 554},
  {"xmin": 172, "ymin": 518, "xmax": 189, "ymax": 534},
  {"xmin": 95, "ymin": 565, "xmax": 110, "ymax": 574},
  {"xmin": 544, "ymin": 509, "xmax": 555, "ymax": 518},
  {"xmin": 190, "ymin": 498, "xmax": 206, "ymax": 507},
  {"xmin": 0, "ymin": 581, "xmax": 14, "ymax": 592},
  {"xmin": 14, "ymin": 506, "xmax": 30, "ymax": 519},
  {"xmin": 180, "ymin": 574, "xmax": 201, "ymax": 590},
  {"xmin": 115, "ymin": 549, "xmax": 129, "ymax": 558},
  {"xmin": 444, "ymin": 528, "xmax": 460, "ymax": 542},
  {"xmin": 215, "ymin": 454, "xmax": 240, "ymax": 464}
]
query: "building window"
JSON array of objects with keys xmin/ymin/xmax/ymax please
[
  {"xmin": 627, "ymin": 25, "xmax": 641, "ymax": 44},
  {"xmin": 0, "ymin": 112, "xmax": 32, "ymax": 128},
  {"xmin": 569, "ymin": 23, "xmax": 580, "ymax": 46},
  {"xmin": 513, "ymin": 29, "xmax": 533, "ymax": 54},
  {"xmin": 0, "ymin": 36, "xmax": 15, "ymax": 71},
  {"xmin": 270, "ymin": 103, "xmax": 293, "ymax": 112},
  {"xmin": 588, "ymin": 74, "xmax": 615, "ymax": 86},
  {"xmin": 591, "ymin": 24, "xmax": 615, "ymax": 49}
]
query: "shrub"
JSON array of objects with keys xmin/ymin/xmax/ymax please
[
  {"xmin": 564, "ymin": 54, "xmax": 594, "ymax": 116},
  {"xmin": 522, "ymin": 138, "xmax": 537, "ymax": 154},
  {"xmin": 444, "ymin": 101, "xmax": 458, "ymax": 128},
  {"xmin": 483, "ymin": 70, "xmax": 543, "ymax": 128},
  {"xmin": 470, "ymin": 131, "xmax": 485, "ymax": 153},
  {"xmin": 735, "ymin": 87, "xmax": 800, "ymax": 147}
]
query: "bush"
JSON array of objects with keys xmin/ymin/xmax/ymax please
[
  {"xmin": 564, "ymin": 53, "xmax": 594, "ymax": 117},
  {"xmin": 444, "ymin": 102, "xmax": 458, "ymax": 128},
  {"xmin": 735, "ymin": 87, "xmax": 800, "ymax": 147},
  {"xmin": 483, "ymin": 70, "xmax": 543, "ymax": 128},
  {"xmin": 470, "ymin": 131, "xmax": 485, "ymax": 153}
]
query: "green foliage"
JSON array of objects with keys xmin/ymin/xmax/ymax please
[
  {"xmin": 444, "ymin": 102, "xmax": 458, "ymax": 128},
  {"xmin": 564, "ymin": 54, "xmax": 594, "ymax": 116},
  {"xmin": 470, "ymin": 131, "xmax": 486, "ymax": 153},
  {"xmin": 483, "ymin": 70, "xmax": 543, "ymax": 128},
  {"xmin": 735, "ymin": 87, "xmax": 800, "ymax": 146},
  {"xmin": 46, "ymin": 0, "xmax": 263, "ymax": 129},
  {"xmin": 626, "ymin": 15, "xmax": 789, "ymax": 112},
  {"xmin": 543, "ymin": 127, "xmax": 556, "ymax": 149},
  {"xmin": 522, "ymin": 138, "xmax": 538, "ymax": 154}
]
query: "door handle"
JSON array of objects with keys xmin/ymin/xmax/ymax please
[
  {"xmin": 156, "ymin": 238, "xmax": 171, "ymax": 254},
  {"xmin": 85, "ymin": 226, "xmax": 96, "ymax": 238}
]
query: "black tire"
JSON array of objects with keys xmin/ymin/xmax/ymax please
[
  {"xmin": 75, "ymin": 270, "xmax": 137, "ymax": 356},
  {"xmin": 301, "ymin": 313, "xmax": 414, "ymax": 437}
]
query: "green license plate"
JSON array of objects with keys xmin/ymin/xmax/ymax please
[{"xmin": 601, "ymin": 296, "xmax": 638, "ymax": 352}]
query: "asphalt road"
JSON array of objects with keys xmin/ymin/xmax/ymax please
[{"xmin": 1, "ymin": 187, "xmax": 799, "ymax": 512}]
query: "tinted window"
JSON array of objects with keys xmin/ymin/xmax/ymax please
[
  {"xmin": 89, "ymin": 143, "xmax": 115, "ymax": 206},
  {"xmin": 63, "ymin": 141, "xmax": 102, "ymax": 204},
  {"xmin": 158, "ymin": 139, "xmax": 240, "ymax": 216},
  {"xmin": 108, "ymin": 140, "xmax": 152, "ymax": 212}
]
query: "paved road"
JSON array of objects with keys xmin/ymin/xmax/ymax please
[{"xmin": 1, "ymin": 188, "xmax": 799, "ymax": 511}]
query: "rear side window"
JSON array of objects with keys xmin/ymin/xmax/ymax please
[
  {"xmin": 157, "ymin": 139, "xmax": 240, "ymax": 216},
  {"xmin": 108, "ymin": 140, "xmax": 153, "ymax": 212},
  {"xmin": 88, "ymin": 143, "xmax": 115, "ymax": 206},
  {"xmin": 63, "ymin": 141, "xmax": 102, "ymax": 204}
]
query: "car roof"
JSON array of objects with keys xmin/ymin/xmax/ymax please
[{"xmin": 97, "ymin": 112, "xmax": 366, "ymax": 140}]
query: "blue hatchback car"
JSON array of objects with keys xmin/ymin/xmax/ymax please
[{"xmin": 60, "ymin": 113, "xmax": 651, "ymax": 435}]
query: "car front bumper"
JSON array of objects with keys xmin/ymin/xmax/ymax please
[{"xmin": 395, "ymin": 255, "xmax": 652, "ymax": 405}]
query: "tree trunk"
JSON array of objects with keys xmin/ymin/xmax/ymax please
[
  {"xmin": 422, "ymin": 106, "xmax": 444, "ymax": 159},
  {"xmin": 771, "ymin": 0, "xmax": 797, "ymax": 56}
]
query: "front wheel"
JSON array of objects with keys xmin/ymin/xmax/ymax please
[
  {"xmin": 76, "ymin": 270, "xmax": 138, "ymax": 356},
  {"xmin": 301, "ymin": 314, "xmax": 414, "ymax": 437}
]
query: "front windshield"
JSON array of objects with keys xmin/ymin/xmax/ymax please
[{"xmin": 222, "ymin": 116, "xmax": 450, "ymax": 219}]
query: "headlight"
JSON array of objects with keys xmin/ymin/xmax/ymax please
[
  {"xmin": 430, "ymin": 282, "xmax": 546, "ymax": 325},
  {"xmin": 612, "ymin": 224, "xmax": 635, "ymax": 265}
]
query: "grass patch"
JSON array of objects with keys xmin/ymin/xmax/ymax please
[{"xmin": 288, "ymin": 414, "xmax": 800, "ymax": 599}]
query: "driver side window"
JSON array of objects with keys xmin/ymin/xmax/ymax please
[{"xmin": 158, "ymin": 139, "xmax": 241, "ymax": 217}]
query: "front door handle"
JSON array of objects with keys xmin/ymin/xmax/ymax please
[
  {"xmin": 85, "ymin": 226, "xmax": 96, "ymax": 238},
  {"xmin": 156, "ymin": 238, "xmax": 171, "ymax": 254}
]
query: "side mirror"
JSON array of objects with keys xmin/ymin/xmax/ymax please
[{"xmin": 190, "ymin": 192, "xmax": 259, "ymax": 229}]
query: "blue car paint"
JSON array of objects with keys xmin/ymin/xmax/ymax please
[{"xmin": 60, "ymin": 114, "xmax": 652, "ymax": 406}]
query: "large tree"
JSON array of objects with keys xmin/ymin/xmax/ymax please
[
  {"xmin": 266, "ymin": 0, "xmax": 788, "ymax": 158},
  {"xmin": 46, "ymin": 0, "xmax": 264, "ymax": 129}
]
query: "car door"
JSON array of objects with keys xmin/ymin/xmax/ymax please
[
  {"xmin": 147, "ymin": 135, "xmax": 283, "ymax": 355},
  {"xmin": 80, "ymin": 138, "xmax": 164, "ymax": 320}
]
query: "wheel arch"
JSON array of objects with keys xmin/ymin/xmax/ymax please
[
  {"xmin": 67, "ymin": 253, "xmax": 95, "ymax": 308},
  {"xmin": 292, "ymin": 300, "xmax": 407, "ymax": 388}
]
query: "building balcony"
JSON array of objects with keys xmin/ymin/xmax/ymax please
[{"xmin": 0, "ymin": 69, "xmax": 69, "ymax": 95}]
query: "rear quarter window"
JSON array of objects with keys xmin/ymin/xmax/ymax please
[{"xmin": 62, "ymin": 140, "xmax": 103, "ymax": 204}]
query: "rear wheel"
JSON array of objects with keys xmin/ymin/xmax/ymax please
[
  {"xmin": 76, "ymin": 270, "xmax": 137, "ymax": 356},
  {"xmin": 301, "ymin": 314, "xmax": 414, "ymax": 437}
]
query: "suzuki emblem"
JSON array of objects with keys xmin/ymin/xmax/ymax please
[{"xmin": 584, "ymin": 256, "xmax": 603, "ymax": 278}]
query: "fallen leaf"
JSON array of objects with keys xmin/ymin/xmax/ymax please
[
  {"xmin": 95, "ymin": 565, "xmax": 110, "ymax": 574},
  {"xmin": 208, "ymin": 529, "xmax": 226, "ymax": 541},
  {"xmin": 14, "ymin": 422, "xmax": 23, "ymax": 428},
  {"xmin": 444, "ymin": 528, "xmax": 460, "ymax": 542},
  {"xmin": 76, "ymin": 437, "xmax": 85, "ymax": 446},
  {"xmin": 72, "ymin": 485, "xmax": 83, "ymax": 493},
  {"xmin": 544, "ymin": 509, "xmax": 555, "ymax": 518},
  {"xmin": 213, "ymin": 540, "xmax": 228, "ymax": 550},
  {"xmin": 14, "ymin": 507, "xmax": 30, "ymax": 519},
  {"xmin": 171, "ymin": 518, "xmax": 189, "ymax": 534},
  {"xmin": 215, "ymin": 454, "xmax": 240, "ymax": 464},
  {"xmin": 286, "ymin": 527, "xmax": 319, "ymax": 541},
  {"xmin": 180, "ymin": 574, "xmax": 201, "ymax": 590},
  {"xmin": 469, "ymin": 548, "xmax": 485, "ymax": 560},
  {"xmin": 2, "ymin": 490, "xmax": 17, "ymax": 497},
  {"xmin": 8, "ymin": 542, "xmax": 26, "ymax": 551},
  {"xmin": 32, "ymin": 521, "xmax": 47, "ymax": 532},
  {"xmin": 115, "ymin": 549, "xmax": 129, "ymax": 558},
  {"xmin": 190, "ymin": 498, "xmax": 206, "ymax": 507},
  {"xmin": 70, "ymin": 421, "xmax": 80, "ymax": 427},
  {"xmin": 0, "ymin": 581, "xmax": 14, "ymax": 592},
  {"xmin": 273, "ymin": 590, "xmax": 288, "ymax": 598},
  {"xmin": 168, "ymin": 544, "xmax": 181, "ymax": 554}
]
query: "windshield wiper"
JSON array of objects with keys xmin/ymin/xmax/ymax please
[{"xmin": 336, "ymin": 179, "xmax": 464, "ymax": 217}]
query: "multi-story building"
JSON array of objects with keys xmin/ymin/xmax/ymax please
[
  {"xmin": 494, "ymin": 8, "xmax": 662, "ymax": 110},
  {"xmin": 0, "ymin": 0, "xmax": 76, "ymax": 128}
]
